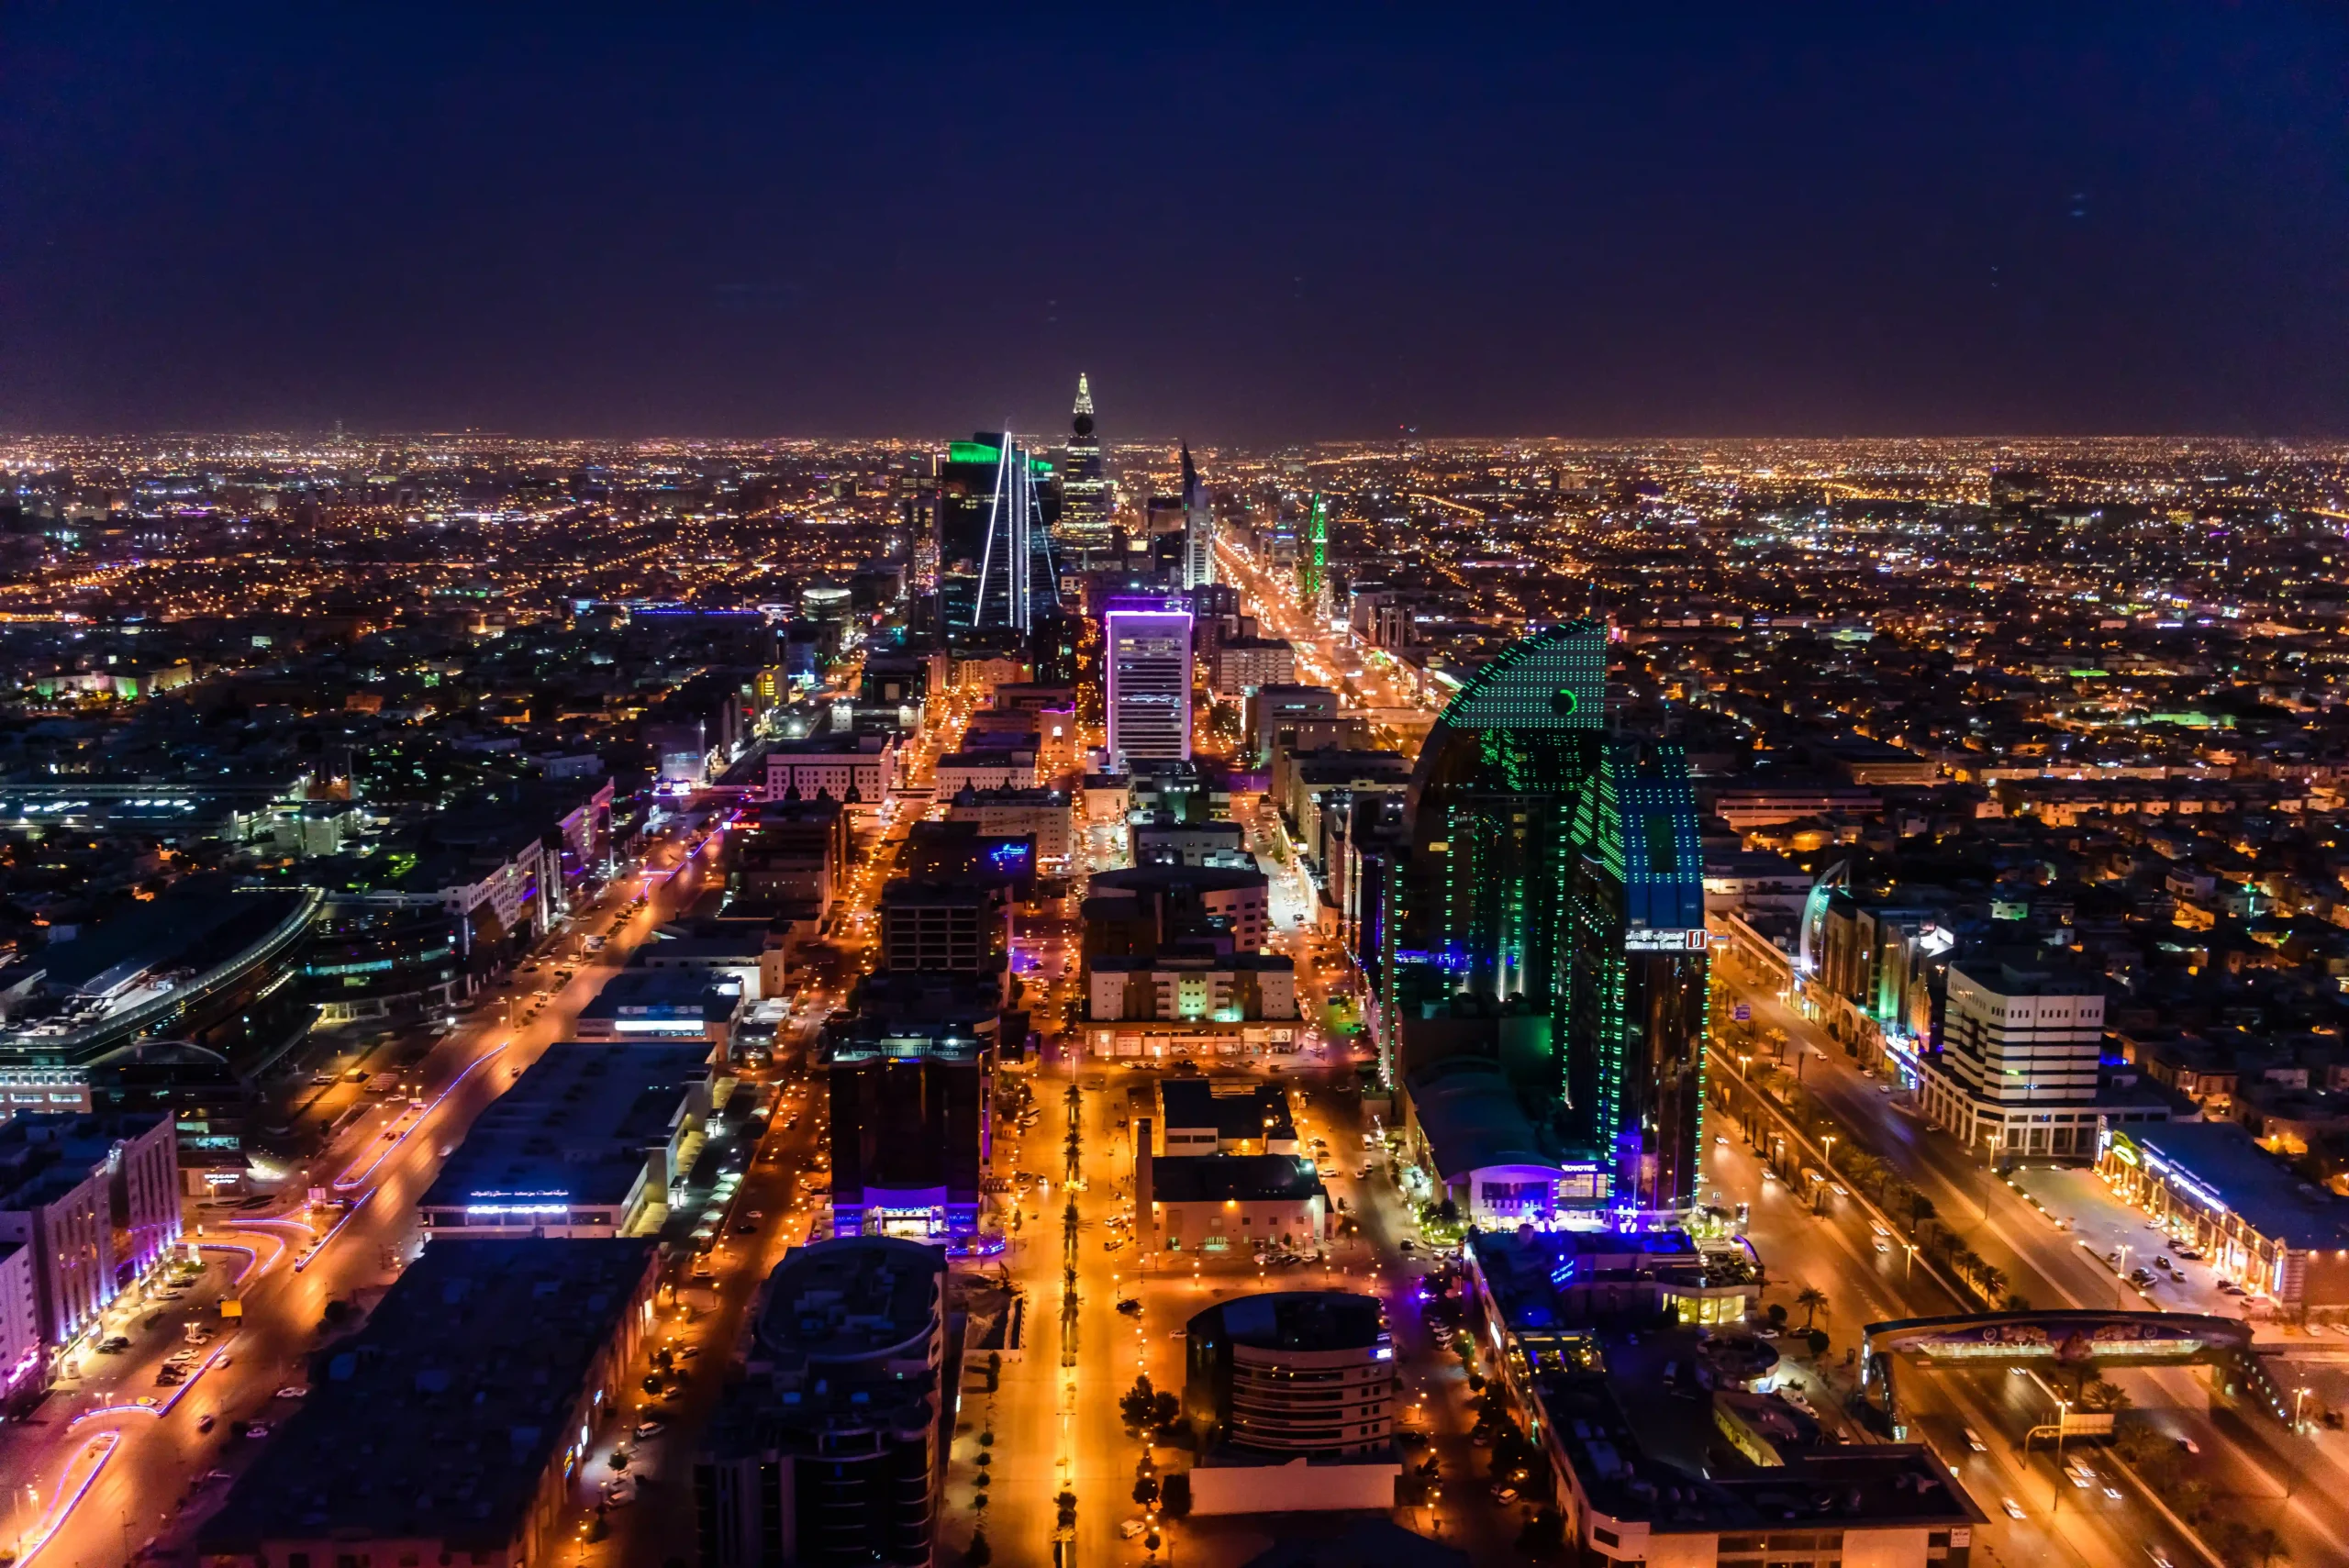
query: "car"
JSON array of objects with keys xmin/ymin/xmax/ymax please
[
  {"xmin": 603, "ymin": 1477, "xmax": 638, "ymax": 1507},
  {"xmin": 2103, "ymin": 1485, "xmax": 2122, "ymax": 1500},
  {"xmin": 1874, "ymin": 1239, "xmax": 1890, "ymax": 1253},
  {"xmin": 2147, "ymin": 1551, "xmax": 2176, "ymax": 1568},
  {"xmin": 1491, "ymin": 1485, "xmax": 1519, "ymax": 1502},
  {"xmin": 2002, "ymin": 1497, "xmax": 2025, "ymax": 1519},
  {"xmin": 1118, "ymin": 1519, "xmax": 1149, "ymax": 1540},
  {"xmin": 203, "ymin": 1470, "xmax": 234, "ymax": 1485},
  {"xmin": 98, "ymin": 1335, "xmax": 130, "ymax": 1354},
  {"xmin": 2176, "ymin": 1438, "xmax": 2199, "ymax": 1454},
  {"xmin": 275, "ymin": 1385, "xmax": 308, "ymax": 1399},
  {"xmin": 634, "ymin": 1420, "xmax": 665, "ymax": 1439},
  {"xmin": 195, "ymin": 1413, "xmax": 216, "ymax": 1433},
  {"xmin": 1964, "ymin": 1426, "xmax": 1987, "ymax": 1452},
  {"xmin": 244, "ymin": 1422, "xmax": 273, "ymax": 1440}
]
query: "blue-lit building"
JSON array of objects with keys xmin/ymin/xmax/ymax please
[{"xmin": 1388, "ymin": 624, "xmax": 1711, "ymax": 1217}]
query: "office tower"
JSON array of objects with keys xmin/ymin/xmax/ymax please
[
  {"xmin": 1103, "ymin": 594, "xmax": 1194, "ymax": 765},
  {"xmin": 1564, "ymin": 738, "xmax": 1710, "ymax": 1216},
  {"xmin": 1181, "ymin": 440, "xmax": 1216, "ymax": 589},
  {"xmin": 1398, "ymin": 621, "xmax": 1709, "ymax": 1217},
  {"xmin": 820, "ymin": 973, "xmax": 998, "ymax": 1238},
  {"xmin": 1402, "ymin": 621, "xmax": 1606, "ymax": 1011},
  {"xmin": 937, "ymin": 434, "xmax": 1060, "ymax": 633},
  {"xmin": 1297, "ymin": 493, "xmax": 1330, "ymax": 615},
  {"xmin": 1057, "ymin": 373, "xmax": 1113, "ymax": 554}
]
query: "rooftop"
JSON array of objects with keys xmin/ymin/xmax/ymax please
[
  {"xmin": 2124, "ymin": 1119, "xmax": 2349, "ymax": 1251},
  {"xmin": 753, "ymin": 1235, "xmax": 944, "ymax": 1366},
  {"xmin": 1403, "ymin": 1057, "xmax": 1553, "ymax": 1179},
  {"xmin": 1149, "ymin": 1152, "xmax": 1325, "ymax": 1205},
  {"xmin": 197, "ymin": 1240, "xmax": 658, "ymax": 1554},
  {"xmin": 419, "ymin": 1041, "xmax": 709, "ymax": 1212},
  {"xmin": 1188, "ymin": 1290, "xmax": 1386, "ymax": 1354}
]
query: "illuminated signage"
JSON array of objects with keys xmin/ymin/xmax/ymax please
[{"xmin": 1625, "ymin": 928, "xmax": 1709, "ymax": 952}]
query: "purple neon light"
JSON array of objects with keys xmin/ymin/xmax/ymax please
[
  {"xmin": 333, "ymin": 1041, "xmax": 508, "ymax": 1192},
  {"xmin": 196, "ymin": 1241, "xmax": 263, "ymax": 1285},
  {"xmin": 292, "ymin": 1187, "xmax": 374, "ymax": 1273},
  {"xmin": 17, "ymin": 1431, "xmax": 120, "ymax": 1565}
]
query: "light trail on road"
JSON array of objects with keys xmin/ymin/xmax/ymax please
[
  {"xmin": 17, "ymin": 1431, "xmax": 120, "ymax": 1565},
  {"xmin": 331, "ymin": 1040, "xmax": 510, "ymax": 1192}
]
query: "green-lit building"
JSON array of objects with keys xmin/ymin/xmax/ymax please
[{"xmin": 1386, "ymin": 622, "xmax": 1710, "ymax": 1218}]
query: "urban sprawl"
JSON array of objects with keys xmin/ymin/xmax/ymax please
[{"xmin": 3, "ymin": 392, "xmax": 2349, "ymax": 1568}]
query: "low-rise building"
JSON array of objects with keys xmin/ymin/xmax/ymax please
[
  {"xmin": 945, "ymin": 784, "xmax": 1073, "ymax": 864},
  {"xmin": 0, "ymin": 1241, "xmax": 38, "ymax": 1406},
  {"xmin": 2099, "ymin": 1122, "xmax": 2349, "ymax": 1309},
  {"xmin": 1463, "ymin": 1229, "xmax": 1977, "ymax": 1565},
  {"xmin": 1135, "ymin": 1141, "xmax": 1328, "ymax": 1261},
  {"xmin": 1179, "ymin": 1290, "xmax": 1401, "ymax": 1516},
  {"xmin": 573, "ymin": 969, "xmax": 744, "ymax": 1056},
  {"xmin": 695, "ymin": 1237, "xmax": 951, "ymax": 1568},
  {"xmin": 0, "ymin": 1110, "xmax": 179, "ymax": 1355},
  {"xmin": 1399, "ymin": 1057, "xmax": 1568, "ymax": 1226},
  {"xmin": 763, "ymin": 732, "xmax": 896, "ymax": 809},
  {"xmin": 197, "ymin": 1240, "xmax": 660, "ymax": 1568},
  {"xmin": 418, "ymin": 1042, "xmax": 713, "ymax": 1240},
  {"xmin": 1159, "ymin": 1078, "xmax": 1297, "ymax": 1156}
]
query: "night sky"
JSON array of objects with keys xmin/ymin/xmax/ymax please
[{"xmin": 5, "ymin": 5, "xmax": 2346, "ymax": 441}]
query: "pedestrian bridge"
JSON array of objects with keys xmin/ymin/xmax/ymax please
[{"xmin": 1859, "ymin": 1308, "xmax": 2289, "ymax": 1429}]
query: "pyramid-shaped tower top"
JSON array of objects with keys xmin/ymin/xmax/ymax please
[{"xmin": 1074, "ymin": 374, "xmax": 1094, "ymax": 417}]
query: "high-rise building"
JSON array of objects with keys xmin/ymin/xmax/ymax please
[
  {"xmin": 1392, "ymin": 623, "xmax": 1711, "ymax": 1218},
  {"xmin": 1563, "ymin": 738, "xmax": 1711, "ymax": 1216},
  {"xmin": 1057, "ymin": 373, "xmax": 1112, "ymax": 554},
  {"xmin": 1181, "ymin": 440, "xmax": 1216, "ymax": 589},
  {"xmin": 1104, "ymin": 594, "xmax": 1194, "ymax": 765},
  {"xmin": 1402, "ymin": 621, "xmax": 1606, "ymax": 1010},
  {"xmin": 936, "ymin": 434, "xmax": 1060, "ymax": 634}
]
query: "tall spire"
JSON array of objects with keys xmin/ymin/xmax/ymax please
[
  {"xmin": 1180, "ymin": 439, "xmax": 1199, "ymax": 505},
  {"xmin": 1073, "ymin": 373, "xmax": 1094, "ymax": 418}
]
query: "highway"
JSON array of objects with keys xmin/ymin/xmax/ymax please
[{"xmin": 1717, "ymin": 968, "xmax": 2349, "ymax": 1566}]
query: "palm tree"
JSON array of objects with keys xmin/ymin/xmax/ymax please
[
  {"xmin": 1796, "ymin": 1286, "xmax": 1830, "ymax": 1330},
  {"xmin": 1978, "ymin": 1266, "xmax": 2009, "ymax": 1306}
]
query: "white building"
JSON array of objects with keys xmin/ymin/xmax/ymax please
[
  {"xmin": 763, "ymin": 734, "xmax": 896, "ymax": 809},
  {"xmin": 1105, "ymin": 600, "xmax": 1193, "ymax": 766},
  {"xmin": 1210, "ymin": 637, "xmax": 1297, "ymax": 700},
  {"xmin": 1920, "ymin": 960, "xmax": 2108, "ymax": 1160},
  {"xmin": 946, "ymin": 785, "xmax": 1073, "ymax": 864}
]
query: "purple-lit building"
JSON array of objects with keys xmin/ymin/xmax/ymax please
[{"xmin": 1104, "ymin": 595, "xmax": 1194, "ymax": 767}]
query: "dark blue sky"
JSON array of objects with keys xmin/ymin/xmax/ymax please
[{"xmin": 4, "ymin": 5, "xmax": 2345, "ymax": 440}]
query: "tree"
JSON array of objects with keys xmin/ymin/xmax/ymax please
[
  {"xmin": 985, "ymin": 1351, "xmax": 1002, "ymax": 1392},
  {"xmin": 1767, "ymin": 1303, "xmax": 1789, "ymax": 1329},
  {"xmin": 1151, "ymin": 1390, "xmax": 1179, "ymax": 1429},
  {"xmin": 1133, "ymin": 1475, "xmax": 1159, "ymax": 1508},
  {"xmin": 1055, "ymin": 1491, "xmax": 1079, "ymax": 1529},
  {"xmin": 1119, "ymin": 1374, "xmax": 1159, "ymax": 1429},
  {"xmin": 1795, "ymin": 1286, "xmax": 1829, "ymax": 1330},
  {"xmin": 1806, "ymin": 1329, "xmax": 1830, "ymax": 1358},
  {"xmin": 1977, "ymin": 1266, "xmax": 2009, "ymax": 1304},
  {"xmin": 966, "ymin": 1529, "xmax": 993, "ymax": 1566}
]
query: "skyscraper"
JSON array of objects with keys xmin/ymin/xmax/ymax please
[
  {"xmin": 1393, "ymin": 622, "xmax": 1710, "ymax": 1218},
  {"xmin": 1181, "ymin": 440, "xmax": 1216, "ymax": 589},
  {"xmin": 1564, "ymin": 738, "xmax": 1710, "ymax": 1216},
  {"xmin": 1103, "ymin": 594, "xmax": 1194, "ymax": 766},
  {"xmin": 1057, "ymin": 374, "xmax": 1112, "ymax": 555},
  {"xmin": 1297, "ymin": 493, "xmax": 1329, "ymax": 614}
]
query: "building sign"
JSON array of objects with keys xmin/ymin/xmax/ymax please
[{"xmin": 1625, "ymin": 928, "xmax": 1709, "ymax": 952}]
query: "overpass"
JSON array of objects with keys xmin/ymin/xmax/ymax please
[{"xmin": 1860, "ymin": 1308, "xmax": 2288, "ymax": 1433}]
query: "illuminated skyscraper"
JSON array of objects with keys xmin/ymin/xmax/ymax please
[
  {"xmin": 1057, "ymin": 374, "xmax": 1113, "ymax": 554},
  {"xmin": 1180, "ymin": 440, "xmax": 1215, "ymax": 589},
  {"xmin": 1564, "ymin": 738, "xmax": 1710, "ymax": 1215},
  {"xmin": 1104, "ymin": 594, "xmax": 1194, "ymax": 766},
  {"xmin": 1297, "ymin": 493, "xmax": 1329, "ymax": 613},
  {"xmin": 1393, "ymin": 622, "xmax": 1709, "ymax": 1217}
]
